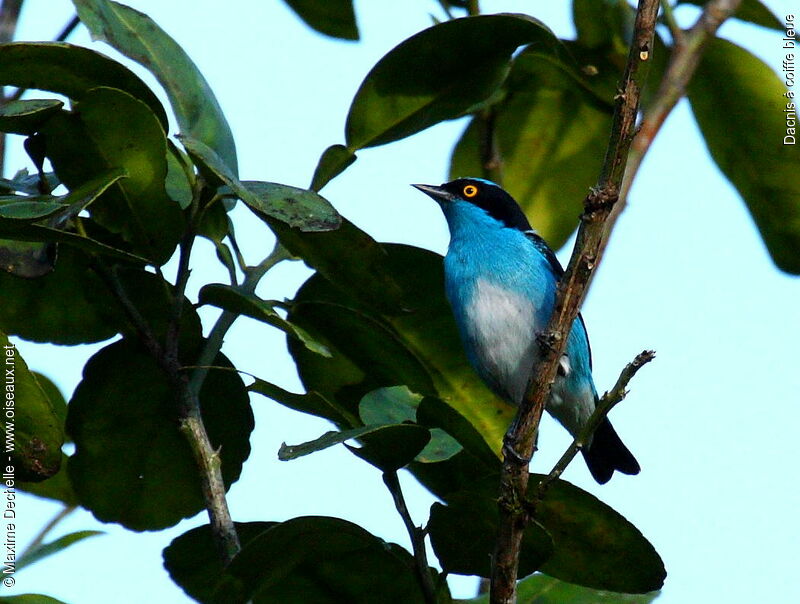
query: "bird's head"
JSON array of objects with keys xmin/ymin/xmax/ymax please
[{"xmin": 412, "ymin": 178, "xmax": 532, "ymax": 232}]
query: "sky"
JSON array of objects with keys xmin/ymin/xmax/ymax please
[{"xmin": 4, "ymin": 0, "xmax": 799, "ymax": 602}]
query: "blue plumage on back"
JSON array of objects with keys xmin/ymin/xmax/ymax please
[{"xmin": 413, "ymin": 178, "xmax": 639, "ymax": 484}]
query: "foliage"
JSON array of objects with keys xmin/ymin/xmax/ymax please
[{"xmin": 0, "ymin": 0, "xmax": 793, "ymax": 602}]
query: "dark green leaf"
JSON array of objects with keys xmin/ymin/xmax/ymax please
[
  {"xmin": 310, "ymin": 143, "xmax": 357, "ymax": 191},
  {"xmin": 460, "ymin": 573, "xmax": 661, "ymax": 603},
  {"xmin": 164, "ymin": 521, "xmax": 276, "ymax": 603},
  {"xmin": 0, "ymin": 42, "xmax": 167, "ymax": 126},
  {"xmin": 345, "ymin": 14, "xmax": 561, "ymax": 149},
  {"xmin": 31, "ymin": 373, "xmax": 67, "ymax": 430},
  {"xmin": 429, "ymin": 493, "xmax": 553, "ymax": 577},
  {"xmin": 0, "ymin": 240, "xmax": 55, "ymax": 278},
  {"xmin": 0, "ymin": 332, "xmax": 64, "ymax": 482},
  {"xmin": 73, "ymin": 0, "xmax": 238, "ymax": 173},
  {"xmin": 0, "ymin": 220, "xmax": 150, "ymax": 265},
  {"xmin": 359, "ymin": 387, "xmax": 462, "ymax": 463},
  {"xmin": 19, "ymin": 454, "xmax": 77, "ymax": 505},
  {"xmin": 39, "ymin": 87, "xmax": 183, "ymax": 264},
  {"xmin": 0, "ymin": 244, "xmax": 137, "ymax": 344},
  {"xmin": 450, "ymin": 47, "xmax": 612, "ymax": 249},
  {"xmin": 17, "ymin": 530, "xmax": 103, "ymax": 570},
  {"xmin": 283, "ymin": 0, "xmax": 359, "ymax": 40},
  {"xmin": 0, "ymin": 199, "xmax": 67, "ymax": 221},
  {"xmin": 219, "ymin": 516, "xmax": 427, "ymax": 603},
  {"xmin": 67, "ymin": 341, "xmax": 253, "ymax": 531},
  {"xmin": 532, "ymin": 475, "xmax": 666, "ymax": 593},
  {"xmin": 415, "ymin": 395, "xmax": 493, "ymax": 465},
  {"xmin": 249, "ymin": 379, "xmax": 358, "ymax": 427},
  {"xmin": 198, "ymin": 283, "xmax": 331, "ymax": 356},
  {"xmin": 678, "ymin": 0, "xmax": 783, "ymax": 30},
  {"xmin": 0, "ymin": 99, "xmax": 63, "ymax": 135},
  {"xmin": 345, "ymin": 423, "xmax": 431, "ymax": 471},
  {"xmin": 688, "ymin": 38, "xmax": 800, "ymax": 273},
  {"xmin": 237, "ymin": 180, "xmax": 341, "ymax": 232}
]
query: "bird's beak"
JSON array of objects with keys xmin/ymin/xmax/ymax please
[{"xmin": 412, "ymin": 183, "xmax": 454, "ymax": 204}]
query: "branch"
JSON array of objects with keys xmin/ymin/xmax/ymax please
[
  {"xmin": 0, "ymin": 0, "xmax": 24, "ymax": 176},
  {"xmin": 533, "ymin": 350, "xmax": 655, "ymax": 498},
  {"xmin": 600, "ymin": 0, "xmax": 743, "ymax": 260},
  {"xmin": 489, "ymin": 2, "xmax": 661, "ymax": 602},
  {"xmin": 383, "ymin": 471, "xmax": 438, "ymax": 604}
]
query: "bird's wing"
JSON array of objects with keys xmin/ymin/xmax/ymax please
[{"xmin": 524, "ymin": 230, "xmax": 593, "ymax": 371}]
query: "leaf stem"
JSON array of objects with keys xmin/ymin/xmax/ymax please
[
  {"xmin": 489, "ymin": 2, "xmax": 661, "ymax": 602},
  {"xmin": 383, "ymin": 471, "xmax": 438, "ymax": 604}
]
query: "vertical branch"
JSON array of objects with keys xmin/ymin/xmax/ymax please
[
  {"xmin": 489, "ymin": 2, "xmax": 661, "ymax": 603},
  {"xmin": 599, "ymin": 0, "xmax": 743, "ymax": 262}
]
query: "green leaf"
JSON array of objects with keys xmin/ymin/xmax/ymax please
[
  {"xmin": 249, "ymin": 379, "xmax": 358, "ymax": 427},
  {"xmin": 280, "ymin": 423, "xmax": 430, "ymax": 472},
  {"xmin": 218, "ymin": 516, "xmax": 428, "ymax": 603},
  {"xmin": 39, "ymin": 87, "xmax": 183, "ymax": 264},
  {"xmin": 0, "ymin": 596, "xmax": 69, "ymax": 604},
  {"xmin": 67, "ymin": 341, "xmax": 253, "ymax": 531},
  {"xmin": 429, "ymin": 493, "xmax": 553, "ymax": 577},
  {"xmin": 0, "ymin": 332, "xmax": 64, "ymax": 482},
  {"xmin": 449, "ymin": 47, "xmax": 612, "ymax": 249},
  {"xmin": 236, "ymin": 181, "xmax": 341, "ymax": 232},
  {"xmin": 0, "ymin": 99, "xmax": 64, "ymax": 135},
  {"xmin": 73, "ymin": 0, "xmax": 238, "ymax": 173},
  {"xmin": 532, "ymin": 475, "xmax": 666, "ymax": 593},
  {"xmin": 164, "ymin": 522, "xmax": 277, "ymax": 603},
  {"xmin": 688, "ymin": 38, "xmax": 800, "ymax": 274},
  {"xmin": 0, "ymin": 42, "xmax": 167, "ymax": 126},
  {"xmin": 345, "ymin": 14, "xmax": 561, "ymax": 149},
  {"xmin": 283, "ymin": 0, "xmax": 359, "ymax": 40},
  {"xmin": 165, "ymin": 142, "xmax": 194, "ymax": 210},
  {"xmin": 198, "ymin": 283, "xmax": 331, "ymax": 356},
  {"xmin": 460, "ymin": 573, "xmax": 661, "ymax": 603},
  {"xmin": 678, "ymin": 0, "xmax": 783, "ymax": 31},
  {"xmin": 182, "ymin": 134, "xmax": 340, "ymax": 231},
  {"xmin": 359, "ymin": 387, "xmax": 462, "ymax": 463},
  {"xmin": 17, "ymin": 530, "xmax": 103, "ymax": 571},
  {"xmin": 573, "ymin": 0, "xmax": 634, "ymax": 52},
  {"xmin": 310, "ymin": 144, "xmax": 357, "ymax": 191},
  {"xmin": 271, "ymin": 218, "xmax": 409, "ymax": 314},
  {"xmin": 0, "ymin": 245, "xmax": 131, "ymax": 344}
]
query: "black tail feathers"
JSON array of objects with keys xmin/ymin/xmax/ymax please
[{"xmin": 582, "ymin": 417, "xmax": 640, "ymax": 484}]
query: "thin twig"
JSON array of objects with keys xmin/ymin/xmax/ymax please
[
  {"xmin": 383, "ymin": 471, "xmax": 438, "ymax": 604},
  {"xmin": 0, "ymin": 0, "xmax": 24, "ymax": 176},
  {"xmin": 489, "ymin": 2, "xmax": 661, "ymax": 602},
  {"xmin": 533, "ymin": 350, "xmax": 655, "ymax": 498},
  {"xmin": 18, "ymin": 505, "xmax": 76, "ymax": 562},
  {"xmin": 599, "ymin": 0, "xmax": 743, "ymax": 263},
  {"xmin": 55, "ymin": 14, "xmax": 79, "ymax": 42}
]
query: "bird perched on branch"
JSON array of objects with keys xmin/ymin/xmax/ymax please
[{"xmin": 413, "ymin": 178, "xmax": 639, "ymax": 484}]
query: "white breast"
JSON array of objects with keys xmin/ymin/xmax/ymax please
[{"xmin": 466, "ymin": 278, "xmax": 538, "ymax": 404}]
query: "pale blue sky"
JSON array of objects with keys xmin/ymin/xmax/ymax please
[{"xmin": 5, "ymin": 1, "xmax": 799, "ymax": 602}]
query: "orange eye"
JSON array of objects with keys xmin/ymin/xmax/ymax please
[{"xmin": 463, "ymin": 184, "xmax": 478, "ymax": 198}]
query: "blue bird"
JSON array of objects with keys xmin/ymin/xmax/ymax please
[{"xmin": 413, "ymin": 178, "xmax": 639, "ymax": 484}]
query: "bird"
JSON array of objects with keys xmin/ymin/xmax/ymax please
[{"xmin": 413, "ymin": 177, "xmax": 639, "ymax": 484}]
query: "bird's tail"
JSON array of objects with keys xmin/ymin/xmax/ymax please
[{"xmin": 582, "ymin": 417, "xmax": 640, "ymax": 484}]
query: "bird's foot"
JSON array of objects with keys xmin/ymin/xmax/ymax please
[{"xmin": 502, "ymin": 435, "xmax": 533, "ymax": 466}]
